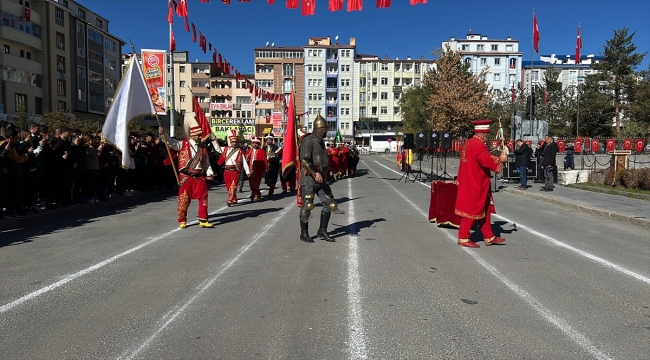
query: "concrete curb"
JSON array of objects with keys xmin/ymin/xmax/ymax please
[{"xmin": 501, "ymin": 187, "xmax": 650, "ymax": 230}]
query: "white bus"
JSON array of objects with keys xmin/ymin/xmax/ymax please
[{"xmin": 358, "ymin": 133, "xmax": 402, "ymax": 153}]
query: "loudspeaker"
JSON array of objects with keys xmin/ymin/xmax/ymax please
[
  {"xmin": 403, "ymin": 133, "xmax": 415, "ymax": 150},
  {"xmin": 441, "ymin": 132, "xmax": 452, "ymax": 150},
  {"xmin": 415, "ymin": 132, "xmax": 427, "ymax": 150},
  {"xmin": 428, "ymin": 132, "xmax": 440, "ymax": 150}
]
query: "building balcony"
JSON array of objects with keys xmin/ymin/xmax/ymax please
[
  {"xmin": 326, "ymin": 115, "xmax": 338, "ymax": 122},
  {"xmin": 326, "ymin": 87, "xmax": 338, "ymax": 92},
  {"xmin": 326, "ymin": 71, "xmax": 339, "ymax": 78},
  {"xmin": 393, "ymin": 86, "xmax": 402, "ymax": 92},
  {"xmin": 326, "ymin": 58, "xmax": 338, "ymax": 63},
  {"xmin": 326, "ymin": 99, "xmax": 338, "ymax": 106},
  {"xmin": 359, "ymin": 87, "xmax": 366, "ymax": 93},
  {"xmin": 212, "ymin": 87, "xmax": 232, "ymax": 96}
]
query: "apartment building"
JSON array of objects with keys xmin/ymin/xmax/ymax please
[
  {"xmin": 442, "ymin": 30, "xmax": 523, "ymax": 95},
  {"xmin": 0, "ymin": 0, "xmax": 123, "ymax": 122},
  {"xmin": 352, "ymin": 54, "xmax": 435, "ymax": 137},
  {"xmin": 253, "ymin": 44, "xmax": 304, "ymax": 138},
  {"xmin": 303, "ymin": 36, "xmax": 356, "ymax": 139},
  {"xmin": 523, "ymin": 54, "xmax": 602, "ymax": 95}
]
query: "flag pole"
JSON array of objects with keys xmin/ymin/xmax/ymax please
[
  {"xmin": 531, "ymin": 9, "xmax": 535, "ymax": 138},
  {"xmin": 576, "ymin": 23, "xmax": 581, "ymax": 139},
  {"xmin": 130, "ymin": 40, "xmax": 180, "ymax": 186},
  {"xmin": 168, "ymin": 0, "xmax": 176, "ymax": 138}
]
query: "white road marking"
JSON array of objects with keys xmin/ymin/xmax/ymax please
[
  {"xmin": 120, "ymin": 203, "xmax": 294, "ymax": 360},
  {"xmin": 346, "ymin": 179, "xmax": 368, "ymax": 359},
  {"xmin": 365, "ymin": 160, "xmax": 612, "ymax": 360},
  {"xmin": 370, "ymin": 159, "xmax": 650, "ymax": 286},
  {"xmin": 0, "ymin": 200, "xmax": 241, "ymax": 315}
]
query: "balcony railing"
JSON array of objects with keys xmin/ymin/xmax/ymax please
[
  {"xmin": 326, "ymin": 72, "xmax": 339, "ymax": 77},
  {"xmin": 393, "ymin": 86, "xmax": 402, "ymax": 92},
  {"xmin": 326, "ymin": 87, "xmax": 337, "ymax": 92},
  {"xmin": 326, "ymin": 58, "xmax": 338, "ymax": 63},
  {"xmin": 326, "ymin": 100, "xmax": 338, "ymax": 106}
]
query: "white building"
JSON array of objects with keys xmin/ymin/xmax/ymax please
[
  {"xmin": 442, "ymin": 30, "xmax": 522, "ymax": 95},
  {"xmin": 523, "ymin": 54, "xmax": 602, "ymax": 94}
]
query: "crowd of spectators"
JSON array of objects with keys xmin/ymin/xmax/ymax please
[{"xmin": 0, "ymin": 122, "xmax": 180, "ymax": 220}]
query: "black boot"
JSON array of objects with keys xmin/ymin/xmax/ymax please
[
  {"xmin": 300, "ymin": 221, "xmax": 313, "ymax": 243},
  {"xmin": 317, "ymin": 212, "xmax": 336, "ymax": 242}
]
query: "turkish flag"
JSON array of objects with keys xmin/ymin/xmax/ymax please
[
  {"xmin": 376, "ymin": 0, "xmax": 390, "ymax": 8},
  {"xmin": 576, "ymin": 25, "xmax": 582, "ymax": 64},
  {"xmin": 635, "ymin": 139, "xmax": 646, "ymax": 152},
  {"xmin": 268, "ymin": 0, "xmax": 275, "ymax": 4},
  {"xmin": 184, "ymin": 17, "xmax": 189, "ymax": 32},
  {"xmin": 330, "ymin": 0, "xmax": 343, "ymax": 10},
  {"xmin": 201, "ymin": 0, "xmax": 211, "ymax": 2},
  {"xmin": 623, "ymin": 139, "xmax": 632, "ymax": 150},
  {"xmin": 574, "ymin": 140, "xmax": 582, "ymax": 153},
  {"xmin": 218, "ymin": 53, "xmax": 223, "ymax": 68},
  {"xmin": 212, "ymin": 49, "xmax": 217, "ymax": 63},
  {"xmin": 347, "ymin": 0, "xmax": 362, "ymax": 11},
  {"xmin": 222, "ymin": 0, "xmax": 231, "ymax": 3},
  {"xmin": 511, "ymin": 86, "xmax": 516, "ymax": 103},
  {"xmin": 286, "ymin": 0, "xmax": 299, "ymax": 8},
  {"xmin": 266, "ymin": 115, "xmax": 271, "ymax": 123},
  {"xmin": 606, "ymin": 139, "xmax": 615, "ymax": 152},
  {"xmin": 281, "ymin": 91, "xmax": 299, "ymax": 178},
  {"xmin": 591, "ymin": 139, "xmax": 600, "ymax": 153},
  {"xmin": 170, "ymin": 30, "xmax": 176, "ymax": 52},
  {"xmin": 556, "ymin": 139, "xmax": 565, "ymax": 153},
  {"xmin": 507, "ymin": 140, "xmax": 514, "ymax": 152},
  {"xmin": 177, "ymin": 0, "xmax": 188, "ymax": 16},
  {"xmin": 167, "ymin": 3, "xmax": 173, "ymax": 23},
  {"xmin": 199, "ymin": 33, "xmax": 206, "ymax": 53},
  {"xmin": 192, "ymin": 96, "xmax": 212, "ymax": 142},
  {"xmin": 192, "ymin": 23, "xmax": 196, "ymax": 42},
  {"xmin": 410, "ymin": 0, "xmax": 426, "ymax": 4},
  {"xmin": 301, "ymin": 0, "xmax": 315, "ymax": 16},
  {"xmin": 208, "ymin": 43, "xmax": 212, "ymax": 51},
  {"xmin": 533, "ymin": 13, "xmax": 540, "ymax": 53}
]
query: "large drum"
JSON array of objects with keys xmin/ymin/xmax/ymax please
[{"xmin": 428, "ymin": 181, "xmax": 462, "ymax": 228}]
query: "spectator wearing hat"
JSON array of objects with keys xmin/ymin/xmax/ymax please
[
  {"xmin": 514, "ymin": 139, "xmax": 532, "ymax": 190},
  {"xmin": 213, "ymin": 129, "xmax": 250, "ymax": 206},
  {"xmin": 245, "ymin": 136, "xmax": 267, "ymax": 201},
  {"xmin": 262, "ymin": 134, "xmax": 282, "ymax": 196},
  {"xmin": 158, "ymin": 118, "xmax": 215, "ymax": 229},
  {"xmin": 454, "ymin": 119, "xmax": 508, "ymax": 248}
]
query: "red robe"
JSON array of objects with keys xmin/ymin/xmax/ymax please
[
  {"xmin": 338, "ymin": 146, "xmax": 349, "ymax": 176},
  {"xmin": 245, "ymin": 146, "xmax": 268, "ymax": 199},
  {"xmin": 329, "ymin": 147, "xmax": 340, "ymax": 178},
  {"xmin": 454, "ymin": 135, "xmax": 502, "ymax": 219},
  {"xmin": 175, "ymin": 140, "xmax": 211, "ymax": 223},
  {"xmin": 218, "ymin": 146, "xmax": 245, "ymax": 205}
]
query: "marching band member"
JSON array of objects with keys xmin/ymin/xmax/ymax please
[
  {"xmin": 214, "ymin": 129, "xmax": 250, "ymax": 206},
  {"xmin": 245, "ymin": 136, "xmax": 267, "ymax": 202}
]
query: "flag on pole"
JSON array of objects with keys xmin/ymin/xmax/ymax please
[
  {"xmin": 102, "ymin": 58, "xmax": 155, "ymax": 169},
  {"xmin": 334, "ymin": 129, "xmax": 343, "ymax": 146},
  {"xmin": 533, "ymin": 13, "xmax": 540, "ymax": 53},
  {"xmin": 281, "ymin": 90, "xmax": 299, "ymax": 178},
  {"xmin": 576, "ymin": 24, "xmax": 582, "ymax": 64},
  {"xmin": 192, "ymin": 95, "xmax": 212, "ymax": 142}
]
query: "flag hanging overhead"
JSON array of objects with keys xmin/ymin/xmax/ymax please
[
  {"xmin": 102, "ymin": 58, "xmax": 155, "ymax": 169},
  {"xmin": 330, "ymin": 0, "xmax": 343, "ymax": 11},
  {"xmin": 533, "ymin": 13, "xmax": 540, "ymax": 53},
  {"xmin": 286, "ymin": 0, "xmax": 299, "ymax": 8},
  {"xmin": 347, "ymin": 0, "xmax": 362, "ymax": 11},
  {"xmin": 575, "ymin": 25, "xmax": 582, "ymax": 64},
  {"xmin": 301, "ymin": 0, "xmax": 315, "ymax": 16},
  {"xmin": 177, "ymin": 0, "xmax": 188, "ymax": 16}
]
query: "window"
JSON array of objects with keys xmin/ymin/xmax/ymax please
[
  {"xmin": 56, "ymin": 32, "xmax": 65, "ymax": 50},
  {"xmin": 372, "ymin": 78, "xmax": 377, "ymax": 86},
  {"xmin": 180, "ymin": 95, "xmax": 185, "ymax": 102},
  {"xmin": 26, "ymin": 52, "xmax": 31, "ymax": 59},
  {"xmin": 88, "ymin": 29, "xmax": 103, "ymax": 44},
  {"xmin": 179, "ymin": 80, "xmax": 185, "ymax": 87},
  {"xmin": 477, "ymin": 45, "xmax": 484, "ymax": 51},
  {"xmin": 95, "ymin": 19, "xmax": 103, "ymax": 29},
  {"xmin": 105, "ymin": 77, "xmax": 116, "ymax": 89},
  {"xmin": 380, "ymin": 92, "xmax": 388, "ymax": 100},
  {"xmin": 491, "ymin": 44, "xmax": 498, "ymax": 51},
  {"xmin": 506, "ymin": 45, "xmax": 513, "ymax": 51},
  {"xmin": 359, "ymin": 107, "xmax": 366, "ymax": 117},
  {"xmin": 307, "ymin": 50, "xmax": 312, "ymax": 57},
  {"xmin": 380, "ymin": 106, "xmax": 387, "ymax": 114},
  {"xmin": 77, "ymin": 66, "xmax": 85, "ymax": 79},
  {"xmin": 569, "ymin": 70, "xmax": 577, "ymax": 81},
  {"xmin": 236, "ymin": 96, "xmax": 251, "ymax": 104},
  {"xmin": 394, "ymin": 93, "xmax": 400, "ymax": 100},
  {"xmin": 87, "ymin": 72, "xmax": 102, "ymax": 86},
  {"xmin": 532, "ymin": 70, "xmax": 539, "ymax": 82},
  {"xmin": 380, "ymin": 77, "xmax": 388, "ymax": 85},
  {"xmin": 381, "ymin": 63, "xmax": 389, "ymax": 70},
  {"xmin": 20, "ymin": 50, "xmax": 25, "ymax": 58},
  {"xmin": 55, "ymin": 8, "xmax": 64, "ymax": 26},
  {"xmin": 494, "ymin": 73, "xmax": 501, "ymax": 81},
  {"xmin": 57, "ymin": 56, "xmax": 65, "ymax": 72},
  {"xmin": 461, "ymin": 44, "xmax": 469, "ymax": 51},
  {"xmin": 359, "ymin": 92, "xmax": 366, "ymax": 103},
  {"xmin": 359, "ymin": 78, "xmax": 366, "ymax": 87},
  {"xmin": 372, "ymin": 63, "xmax": 377, "ymax": 71},
  {"xmin": 509, "ymin": 58, "xmax": 517, "ymax": 69},
  {"xmin": 105, "ymin": 39, "xmax": 116, "ymax": 52},
  {"xmin": 371, "ymin": 106, "xmax": 377, "ymax": 115},
  {"xmin": 106, "ymin": 96, "xmax": 113, "ymax": 109},
  {"xmin": 3, "ymin": 45, "xmax": 9, "ymax": 54},
  {"xmin": 35, "ymin": 97, "xmax": 43, "ymax": 115},
  {"xmin": 78, "ymin": 89, "xmax": 85, "ymax": 100},
  {"xmin": 342, "ymin": 93, "xmax": 350, "ymax": 101},
  {"xmin": 89, "ymin": 92, "xmax": 102, "ymax": 104},
  {"xmin": 395, "ymin": 63, "xmax": 401, "ymax": 71},
  {"xmin": 282, "ymin": 63, "xmax": 294, "ymax": 77},
  {"xmin": 480, "ymin": 58, "xmax": 487, "ymax": 66},
  {"xmin": 57, "ymin": 79, "xmax": 66, "ymax": 96},
  {"xmin": 494, "ymin": 58, "xmax": 501, "ymax": 65},
  {"xmin": 78, "ymin": 9, "xmax": 86, "ymax": 19},
  {"xmin": 341, "ymin": 79, "xmax": 350, "ymax": 86},
  {"xmin": 179, "ymin": 66, "xmax": 185, "ymax": 73},
  {"xmin": 15, "ymin": 93, "xmax": 27, "ymax": 112},
  {"xmin": 372, "ymin": 92, "xmax": 377, "ymax": 100},
  {"xmin": 105, "ymin": 58, "xmax": 116, "ymax": 71},
  {"xmin": 57, "ymin": 101, "xmax": 66, "ymax": 112},
  {"xmin": 88, "ymin": 50, "xmax": 103, "ymax": 64}
]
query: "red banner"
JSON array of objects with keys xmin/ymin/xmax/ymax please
[
  {"xmin": 635, "ymin": 139, "xmax": 646, "ymax": 152},
  {"xmin": 556, "ymin": 139, "xmax": 565, "ymax": 153},
  {"xmin": 507, "ymin": 140, "xmax": 514, "ymax": 152},
  {"xmin": 141, "ymin": 49, "xmax": 167, "ymax": 115},
  {"xmin": 606, "ymin": 139, "xmax": 615, "ymax": 152},
  {"xmin": 591, "ymin": 139, "xmax": 600, "ymax": 153},
  {"xmin": 574, "ymin": 140, "xmax": 583, "ymax": 153},
  {"xmin": 623, "ymin": 139, "xmax": 632, "ymax": 150}
]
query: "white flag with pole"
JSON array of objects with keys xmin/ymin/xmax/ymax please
[{"xmin": 102, "ymin": 56, "xmax": 155, "ymax": 169}]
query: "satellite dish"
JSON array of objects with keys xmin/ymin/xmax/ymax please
[
  {"xmin": 266, "ymin": 41, "xmax": 269, "ymax": 46},
  {"xmin": 335, "ymin": 35, "xmax": 339, "ymax": 41},
  {"xmin": 271, "ymin": 42, "xmax": 274, "ymax": 47}
]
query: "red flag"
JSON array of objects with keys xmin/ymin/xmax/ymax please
[
  {"xmin": 376, "ymin": 0, "xmax": 390, "ymax": 8},
  {"xmin": 347, "ymin": 0, "xmax": 362, "ymax": 11},
  {"xmin": 409, "ymin": 0, "xmax": 426, "ymax": 4},
  {"xmin": 199, "ymin": 32, "xmax": 206, "ymax": 53},
  {"xmin": 208, "ymin": 43, "xmax": 212, "ymax": 51},
  {"xmin": 533, "ymin": 13, "xmax": 540, "ymax": 53},
  {"xmin": 192, "ymin": 96, "xmax": 212, "ymax": 142},
  {"xmin": 170, "ymin": 30, "xmax": 176, "ymax": 52},
  {"xmin": 192, "ymin": 23, "xmax": 196, "ymax": 42},
  {"xmin": 510, "ymin": 85, "xmax": 516, "ymax": 103},
  {"xmin": 281, "ymin": 90, "xmax": 299, "ymax": 178},
  {"xmin": 167, "ymin": 2, "xmax": 173, "ymax": 23},
  {"xmin": 212, "ymin": 49, "xmax": 217, "ymax": 63},
  {"xmin": 286, "ymin": 0, "xmax": 299, "ymax": 8},
  {"xmin": 201, "ymin": 0, "xmax": 210, "ymax": 2},
  {"xmin": 177, "ymin": 0, "xmax": 188, "ymax": 16},
  {"xmin": 184, "ymin": 16, "xmax": 189, "ymax": 32},
  {"xmin": 544, "ymin": 90, "xmax": 549, "ymax": 104},
  {"xmin": 576, "ymin": 25, "xmax": 582, "ymax": 64},
  {"xmin": 268, "ymin": 0, "xmax": 275, "ymax": 4},
  {"xmin": 301, "ymin": 0, "xmax": 315, "ymax": 15},
  {"xmin": 218, "ymin": 53, "xmax": 223, "ymax": 68},
  {"xmin": 222, "ymin": 0, "xmax": 231, "ymax": 3},
  {"xmin": 330, "ymin": 0, "xmax": 343, "ymax": 10}
]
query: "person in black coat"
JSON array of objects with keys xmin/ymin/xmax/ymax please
[
  {"xmin": 514, "ymin": 139, "xmax": 532, "ymax": 190},
  {"xmin": 534, "ymin": 140, "xmax": 545, "ymax": 183},
  {"xmin": 540, "ymin": 135, "xmax": 558, "ymax": 191}
]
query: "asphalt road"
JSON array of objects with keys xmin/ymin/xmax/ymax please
[{"xmin": 1, "ymin": 154, "xmax": 648, "ymax": 359}]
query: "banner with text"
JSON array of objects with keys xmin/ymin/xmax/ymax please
[
  {"xmin": 211, "ymin": 118, "xmax": 256, "ymax": 139},
  {"xmin": 141, "ymin": 49, "xmax": 167, "ymax": 115}
]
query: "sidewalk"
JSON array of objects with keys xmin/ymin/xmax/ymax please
[{"xmin": 379, "ymin": 153, "xmax": 650, "ymax": 229}]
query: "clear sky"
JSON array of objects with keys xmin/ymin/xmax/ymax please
[{"xmin": 83, "ymin": 0, "xmax": 649, "ymax": 73}]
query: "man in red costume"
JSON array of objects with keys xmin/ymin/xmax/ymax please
[
  {"xmin": 338, "ymin": 142, "xmax": 349, "ymax": 178},
  {"xmin": 327, "ymin": 143, "xmax": 340, "ymax": 180},
  {"xmin": 454, "ymin": 119, "xmax": 508, "ymax": 248},
  {"xmin": 245, "ymin": 136, "xmax": 267, "ymax": 201},
  {"xmin": 158, "ymin": 120, "xmax": 214, "ymax": 229},
  {"xmin": 214, "ymin": 129, "xmax": 250, "ymax": 206}
]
